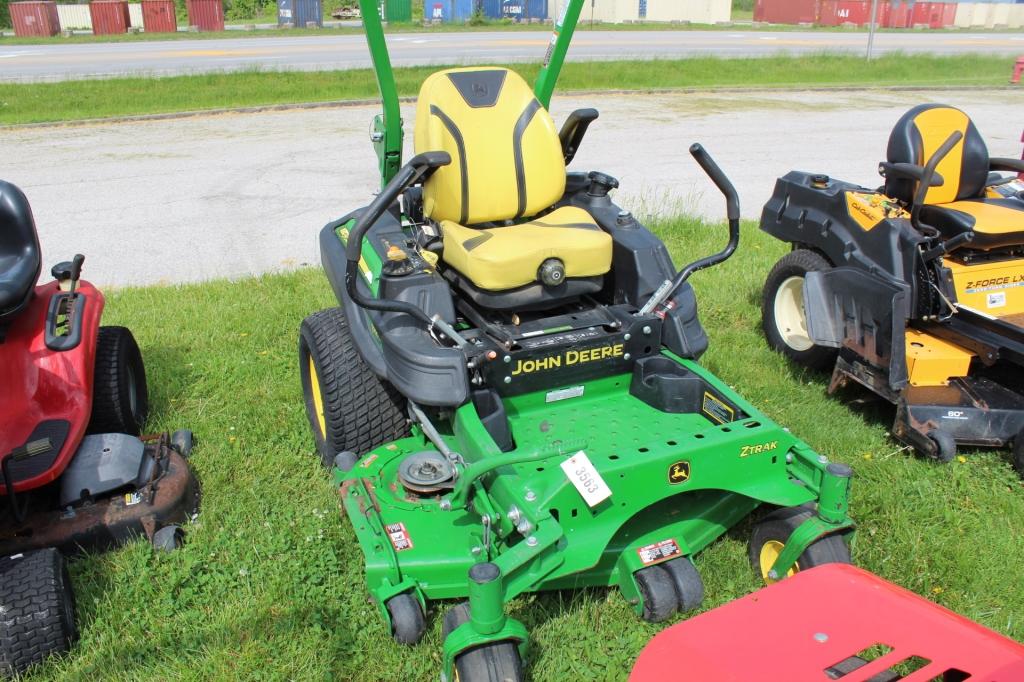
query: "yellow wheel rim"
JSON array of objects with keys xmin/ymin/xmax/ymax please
[
  {"xmin": 308, "ymin": 356, "xmax": 327, "ymax": 438},
  {"xmin": 758, "ymin": 540, "xmax": 799, "ymax": 585}
]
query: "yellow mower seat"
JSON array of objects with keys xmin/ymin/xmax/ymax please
[
  {"xmin": 886, "ymin": 104, "xmax": 1024, "ymax": 250},
  {"xmin": 414, "ymin": 66, "xmax": 612, "ymax": 299},
  {"xmin": 441, "ymin": 206, "xmax": 612, "ymax": 291}
]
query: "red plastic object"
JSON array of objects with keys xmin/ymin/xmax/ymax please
[
  {"xmin": 754, "ymin": 0, "xmax": 820, "ymax": 24},
  {"xmin": 0, "ymin": 281, "xmax": 103, "ymax": 494},
  {"xmin": 89, "ymin": 0, "xmax": 130, "ymax": 34},
  {"xmin": 1013, "ymin": 57, "xmax": 1024, "ymax": 86},
  {"xmin": 9, "ymin": 1, "xmax": 60, "ymax": 37},
  {"xmin": 631, "ymin": 565, "xmax": 1024, "ymax": 682},
  {"xmin": 186, "ymin": 0, "xmax": 224, "ymax": 31},
  {"xmin": 141, "ymin": 0, "xmax": 178, "ymax": 32}
]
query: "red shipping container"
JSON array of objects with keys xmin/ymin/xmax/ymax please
[
  {"xmin": 89, "ymin": 0, "xmax": 130, "ymax": 34},
  {"xmin": 754, "ymin": 0, "xmax": 820, "ymax": 25},
  {"xmin": 9, "ymin": 1, "xmax": 60, "ymax": 37},
  {"xmin": 186, "ymin": 0, "xmax": 224, "ymax": 31},
  {"xmin": 941, "ymin": 2, "xmax": 956, "ymax": 28},
  {"xmin": 818, "ymin": 1, "xmax": 864, "ymax": 26},
  {"xmin": 141, "ymin": 0, "xmax": 177, "ymax": 32},
  {"xmin": 887, "ymin": 1, "xmax": 912, "ymax": 28},
  {"xmin": 912, "ymin": 1, "xmax": 944, "ymax": 28}
]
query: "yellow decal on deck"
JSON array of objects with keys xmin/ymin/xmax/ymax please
[
  {"xmin": 511, "ymin": 343, "xmax": 624, "ymax": 375},
  {"xmin": 668, "ymin": 461, "xmax": 691, "ymax": 485},
  {"xmin": 740, "ymin": 441, "xmax": 779, "ymax": 458}
]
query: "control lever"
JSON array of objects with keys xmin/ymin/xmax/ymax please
[{"xmin": 638, "ymin": 144, "xmax": 740, "ymax": 316}]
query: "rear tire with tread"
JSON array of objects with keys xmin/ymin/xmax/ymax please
[
  {"xmin": 749, "ymin": 505, "xmax": 851, "ymax": 585},
  {"xmin": 299, "ymin": 307, "xmax": 410, "ymax": 467},
  {"xmin": 442, "ymin": 602, "xmax": 524, "ymax": 682},
  {"xmin": 762, "ymin": 249, "xmax": 838, "ymax": 371},
  {"xmin": 88, "ymin": 326, "xmax": 148, "ymax": 436},
  {"xmin": 0, "ymin": 548, "xmax": 77, "ymax": 676}
]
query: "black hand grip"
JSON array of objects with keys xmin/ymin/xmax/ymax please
[
  {"xmin": 690, "ymin": 143, "xmax": 740, "ymax": 221},
  {"xmin": 70, "ymin": 254, "xmax": 85, "ymax": 280}
]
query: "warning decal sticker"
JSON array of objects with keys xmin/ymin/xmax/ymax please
[
  {"xmin": 702, "ymin": 391, "xmax": 735, "ymax": 424},
  {"xmin": 385, "ymin": 522, "xmax": 414, "ymax": 552},
  {"xmin": 637, "ymin": 539, "xmax": 682, "ymax": 566}
]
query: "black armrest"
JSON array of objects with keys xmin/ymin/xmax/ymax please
[
  {"xmin": 878, "ymin": 162, "xmax": 945, "ymax": 187},
  {"xmin": 990, "ymin": 157, "xmax": 1024, "ymax": 173},
  {"xmin": 559, "ymin": 108, "xmax": 599, "ymax": 166}
]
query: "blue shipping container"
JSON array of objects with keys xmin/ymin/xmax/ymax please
[
  {"xmin": 278, "ymin": 0, "xmax": 322, "ymax": 26},
  {"xmin": 424, "ymin": 0, "xmax": 475, "ymax": 21},
  {"xmin": 482, "ymin": 0, "xmax": 547, "ymax": 20}
]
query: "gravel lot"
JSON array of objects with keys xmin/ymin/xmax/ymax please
[{"xmin": 4, "ymin": 88, "xmax": 1022, "ymax": 287}]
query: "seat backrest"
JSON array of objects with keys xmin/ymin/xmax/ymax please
[
  {"xmin": 885, "ymin": 104, "xmax": 989, "ymax": 206},
  {"xmin": 414, "ymin": 67, "xmax": 565, "ymax": 225},
  {"xmin": 0, "ymin": 181, "xmax": 41, "ymax": 280}
]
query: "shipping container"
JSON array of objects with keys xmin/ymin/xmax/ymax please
[
  {"xmin": 753, "ymin": 0, "xmax": 819, "ymax": 24},
  {"xmin": 383, "ymin": 0, "xmax": 412, "ymax": 21},
  {"xmin": 818, "ymin": 0, "xmax": 885, "ymax": 26},
  {"xmin": 89, "ymin": 0, "xmax": 130, "ymax": 34},
  {"xmin": 911, "ymin": 1, "xmax": 951, "ymax": 27},
  {"xmin": 482, "ymin": 0, "xmax": 547, "ymax": 21},
  {"xmin": 423, "ymin": 0, "xmax": 474, "ymax": 22},
  {"xmin": 278, "ymin": 0, "xmax": 321, "ymax": 25},
  {"xmin": 141, "ymin": 0, "xmax": 176, "ymax": 31},
  {"xmin": 186, "ymin": 0, "xmax": 223, "ymax": 30},
  {"xmin": 887, "ymin": 0, "xmax": 912, "ymax": 28},
  {"xmin": 10, "ymin": 1, "xmax": 60, "ymax": 36}
]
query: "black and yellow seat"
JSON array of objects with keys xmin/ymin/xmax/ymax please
[
  {"xmin": 414, "ymin": 66, "xmax": 612, "ymax": 310},
  {"xmin": 884, "ymin": 103, "xmax": 1024, "ymax": 251}
]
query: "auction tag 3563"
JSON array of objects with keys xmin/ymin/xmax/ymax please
[{"xmin": 560, "ymin": 451, "xmax": 612, "ymax": 507}]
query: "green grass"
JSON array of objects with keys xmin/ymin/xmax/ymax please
[
  {"xmin": 1, "ymin": 53, "xmax": 1014, "ymax": 126},
  {"xmin": 27, "ymin": 215, "xmax": 1024, "ymax": 680}
]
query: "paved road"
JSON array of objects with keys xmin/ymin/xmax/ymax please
[
  {"xmin": 2, "ymin": 30, "xmax": 1023, "ymax": 81},
  {"xmin": 4, "ymin": 89, "xmax": 1021, "ymax": 287}
]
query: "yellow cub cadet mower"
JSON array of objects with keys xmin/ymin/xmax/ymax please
[{"xmin": 761, "ymin": 103, "xmax": 1024, "ymax": 474}]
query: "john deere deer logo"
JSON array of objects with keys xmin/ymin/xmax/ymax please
[{"xmin": 668, "ymin": 461, "xmax": 690, "ymax": 485}]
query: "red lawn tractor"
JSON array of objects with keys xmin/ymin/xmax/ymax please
[{"xmin": 0, "ymin": 180, "xmax": 199, "ymax": 675}]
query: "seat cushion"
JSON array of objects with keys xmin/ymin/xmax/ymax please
[
  {"xmin": 920, "ymin": 198, "xmax": 1024, "ymax": 250},
  {"xmin": 441, "ymin": 206, "xmax": 613, "ymax": 291}
]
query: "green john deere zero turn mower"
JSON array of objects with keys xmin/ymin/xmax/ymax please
[{"xmin": 298, "ymin": 1, "xmax": 855, "ymax": 678}]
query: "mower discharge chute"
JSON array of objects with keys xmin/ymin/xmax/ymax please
[
  {"xmin": 760, "ymin": 104, "xmax": 1024, "ymax": 474},
  {"xmin": 0, "ymin": 181, "xmax": 199, "ymax": 675},
  {"xmin": 299, "ymin": 2, "xmax": 856, "ymax": 678}
]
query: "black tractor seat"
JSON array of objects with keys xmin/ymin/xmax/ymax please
[
  {"xmin": 921, "ymin": 198, "xmax": 1024, "ymax": 251},
  {"xmin": 0, "ymin": 181, "xmax": 42, "ymax": 321}
]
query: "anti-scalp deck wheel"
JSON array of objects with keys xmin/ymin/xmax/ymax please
[
  {"xmin": 0, "ymin": 548, "xmax": 77, "ymax": 676},
  {"xmin": 927, "ymin": 429, "xmax": 957, "ymax": 464},
  {"xmin": 88, "ymin": 326, "xmax": 148, "ymax": 436},
  {"xmin": 1012, "ymin": 434, "xmax": 1024, "ymax": 478},
  {"xmin": 662, "ymin": 557, "xmax": 704, "ymax": 613},
  {"xmin": 762, "ymin": 250, "xmax": 838, "ymax": 371},
  {"xmin": 634, "ymin": 565, "xmax": 678, "ymax": 623},
  {"xmin": 386, "ymin": 592, "xmax": 425, "ymax": 646},
  {"xmin": 442, "ymin": 602, "xmax": 523, "ymax": 682},
  {"xmin": 298, "ymin": 307, "xmax": 410, "ymax": 467},
  {"xmin": 749, "ymin": 505, "xmax": 851, "ymax": 585}
]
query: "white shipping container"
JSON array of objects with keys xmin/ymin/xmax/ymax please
[{"xmin": 56, "ymin": 4, "xmax": 92, "ymax": 30}]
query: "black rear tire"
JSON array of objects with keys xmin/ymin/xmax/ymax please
[
  {"xmin": 762, "ymin": 249, "xmax": 838, "ymax": 371},
  {"xmin": 749, "ymin": 505, "xmax": 851, "ymax": 585},
  {"xmin": 298, "ymin": 307, "xmax": 410, "ymax": 467},
  {"xmin": 0, "ymin": 548, "xmax": 77, "ymax": 676},
  {"xmin": 88, "ymin": 326, "xmax": 148, "ymax": 436},
  {"xmin": 442, "ymin": 602, "xmax": 524, "ymax": 682}
]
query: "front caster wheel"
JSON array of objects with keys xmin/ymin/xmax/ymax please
[
  {"xmin": 634, "ymin": 565, "xmax": 678, "ymax": 623},
  {"xmin": 386, "ymin": 592, "xmax": 425, "ymax": 645},
  {"xmin": 442, "ymin": 602, "xmax": 524, "ymax": 682},
  {"xmin": 750, "ymin": 505, "xmax": 851, "ymax": 585},
  {"xmin": 927, "ymin": 429, "xmax": 956, "ymax": 463}
]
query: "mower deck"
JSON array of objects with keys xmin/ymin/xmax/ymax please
[
  {"xmin": 340, "ymin": 357, "xmax": 848, "ymax": 609},
  {"xmin": 0, "ymin": 435, "xmax": 198, "ymax": 556}
]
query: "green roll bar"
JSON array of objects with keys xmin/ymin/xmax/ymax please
[{"xmin": 356, "ymin": 0, "xmax": 586, "ymax": 187}]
